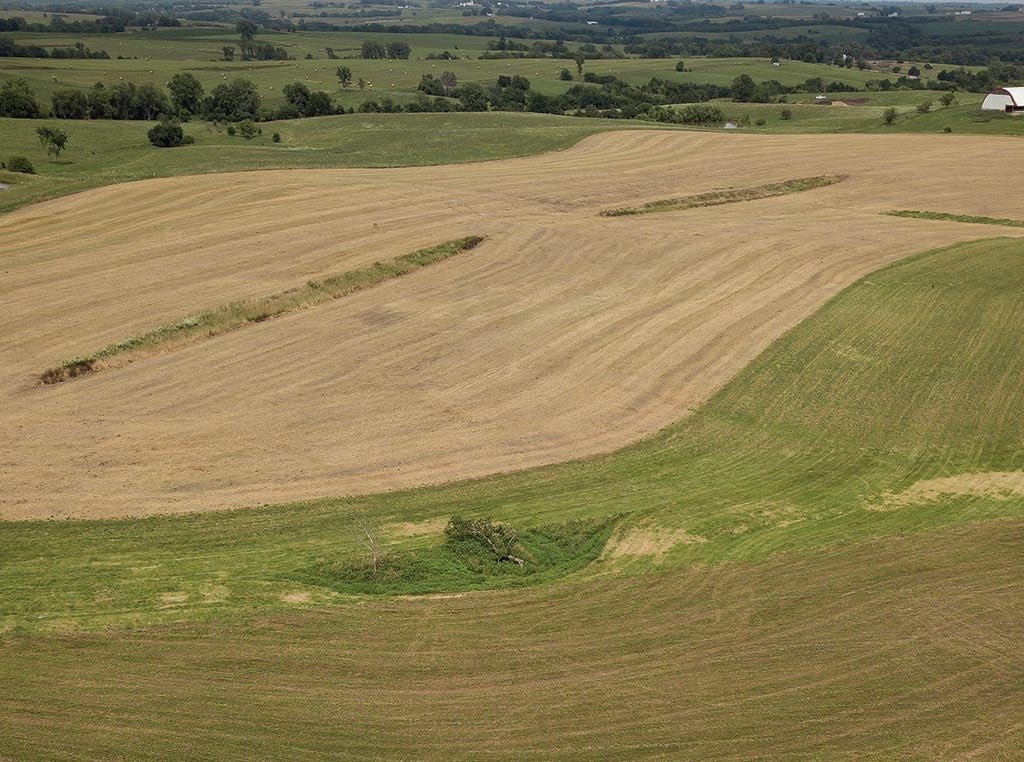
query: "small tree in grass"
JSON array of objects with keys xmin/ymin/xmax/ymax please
[
  {"xmin": 336, "ymin": 65, "xmax": 352, "ymax": 89},
  {"xmin": 780, "ymin": 108, "xmax": 793, "ymax": 120},
  {"xmin": 883, "ymin": 107, "xmax": 898, "ymax": 125},
  {"xmin": 238, "ymin": 119, "xmax": 258, "ymax": 140},
  {"xmin": 916, "ymin": 100, "xmax": 932, "ymax": 114},
  {"xmin": 940, "ymin": 92, "xmax": 957, "ymax": 108},
  {"xmin": 36, "ymin": 126, "xmax": 68, "ymax": 160},
  {"xmin": 352, "ymin": 515, "xmax": 384, "ymax": 573},
  {"xmin": 445, "ymin": 516, "xmax": 525, "ymax": 566},
  {"xmin": 148, "ymin": 118, "xmax": 194, "ymax": 148}
]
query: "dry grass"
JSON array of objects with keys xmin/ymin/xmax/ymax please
[
  {"xmin": 38, "ymin": 237, "xmax": 484, "ymax": 384},
  {"xmin": 4, "ymin": 132, "xmax": 1024, "ymax": 519}
]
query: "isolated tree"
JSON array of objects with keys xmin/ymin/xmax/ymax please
[
  {"xmin": 352, "ymin": 515, "xmax": 384, "ymax": 573},
  {"xmin": 675, "ymin": 60, "xmax": 686, "ymax": 72},
  {"xmin": 439, "ymin": 70, "xmax": 457, "ymax": 96},
  {"xmin": 780, "ymin": 108, "xmax": 793, "ymax": 120},
  {"xmin": 168, "ymin": 73, "xmax": 205, "ymax": 115},
  {"xmin": 236, "ymin": 19, "xmax": 258, "ymax": 41},
  {"xmin": 36, "ymin": 126, "xmax": 69, "ymax": 159},
  {"xmin": 147, "ymin": 117, "xmax": 193, "ymax": 147},
  {"xmin": 559, "ymin": 68, "xmax": 572, "ymax": 81},
  {"xmin": 237, "ymin": 119, "xmax": 258, "ymax": 140},
  {"xmin": 916, "ymin": 99, "xmax": 932, "ymax": 114},
  {"xmin": 325, "ymin": 47, "xmax": 338, "ymax": 59},
  {"xmin": 357, "ymin": 77, "xmax": 366, "ymax": 90},
  {"xmin": 336, "ymin": 65, "xmax": 352, "ymax": 89},
  {"xmin": 574, "ymin": 48, "xmax": 586, "ymax": 76},
  {"xmin": 883, "ymin": 106, "xmax": 897, "ymax": 125},
  {"xmin": 51, "ymin": 88, "xmax": 89, "ymax": 119},
  {"xmin": 222, "ymin": 45, "xmax": 235, "ymax": 61},
  {"xmin": 940, "ymin": 91, "xmax": 957, "ymax": 108}
]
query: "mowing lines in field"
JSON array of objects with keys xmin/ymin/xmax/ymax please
[{"xmin": 38, "ymin": 236, "xmax": 484, "ymax": 384}]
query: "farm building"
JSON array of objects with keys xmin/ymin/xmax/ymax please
[{"xmin": 981, "ymin": 87, "xmax": 1024, "ymax": 113}]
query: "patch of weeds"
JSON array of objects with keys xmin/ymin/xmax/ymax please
[
  {"xmin": 600, "ymin": 175, "xmax": 844, "ymax": 217},
  {"xmin": 294, "ymin": 516, "xmax": 617, "ymax": 596},
  {"xmin": 883, "ymin": 210, "xmax": 1024, "ymax": 228}
]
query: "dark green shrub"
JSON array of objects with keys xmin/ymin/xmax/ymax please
[
  {"xmin": 5, "ymin": 155, "xmax": 35, "ymax": 173},
  {"xmin": 147, "ymin": 118, "xmax": 194, "ymax": 148},
  {"xmin": 272, "ymin": 132, "xmax": 281, "ymax": 142}
]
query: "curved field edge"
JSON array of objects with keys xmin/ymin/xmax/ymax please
[
  {"xmin": 2, "ymin": 236, "xmax": 1023, "ymax": 631},
  {"xmin": 0, "ymin": 113, "xmax": 690, "ymax": 216},
  {"xmin": 39, "ymin": 236, "xmax": 484, "ymax": 384}
]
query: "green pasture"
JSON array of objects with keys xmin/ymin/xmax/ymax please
[{"xmin": 2, "ymin": 236, "xmax": 1023, "ymax": 633}]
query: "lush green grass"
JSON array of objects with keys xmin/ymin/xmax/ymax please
[
  {"xmin": 3, "ymin": 236, "xmax": 1023, "ymax": 633},
  {"xmin": 297, "ymin": 517, "xmax": 615, "ymax": 596},
  {"xmin": 599, "ymin": 174, "xmax": 843, "ymax": 216},
  {"xmin": 39, "ymin": 236, "xmax": 484, "ymax": 384},
  {"xmin": 884, "ymin": 210, "xmax": 1024, "ymax": 228}
]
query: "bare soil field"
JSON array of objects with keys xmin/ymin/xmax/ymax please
[{"xmin": 3, "ymin": 131, "xmax": 1023, "ymax": 519}]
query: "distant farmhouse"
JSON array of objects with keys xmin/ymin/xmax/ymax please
[{"xmin": 982, "ymin": 87, "xmax": 1024, "ymax": 114}]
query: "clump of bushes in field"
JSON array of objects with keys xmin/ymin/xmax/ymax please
[
  {"xmin": 147, "ymin": 117, "xmax": 194, "ymax": 148},
  {"xmin": 295, "ymin": 515, "xmax": 616, "ymax": 596},
  {"xmin": 3, "ymin": 155, "xmax": 35, "ymax": 173}
]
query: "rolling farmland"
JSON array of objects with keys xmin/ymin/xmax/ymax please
[{"xmin": 3, "ymin": 118, "xmax": 1024, "ymax": 755}]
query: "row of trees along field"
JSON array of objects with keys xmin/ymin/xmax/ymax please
[{"xmin": 3, "ymin": 57, "xmax": 1000, "ymax": 126}]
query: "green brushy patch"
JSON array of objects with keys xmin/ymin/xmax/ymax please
[
  {"xmin": 39, "ymin": 235, "xmax": 484, "ymax": 385},
  {"xmin": 293, "ymin": 517, "xmax": 616, "ymax": 596},
  {"xmin": 883, "ymin": 210, "xmax": 1024, "ymax": 228},
  {"xmin": 599, "ymin": 174, "xmax": 844, "ymax": 217}
]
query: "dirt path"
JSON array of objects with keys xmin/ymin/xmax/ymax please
[{"xmin": 3, "ymin": 131, "xmax": 1023, "ymax": 519}]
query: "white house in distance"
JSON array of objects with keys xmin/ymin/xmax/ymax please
[{"xmin": 981, "ymin": 87, "xmax": 1024, "ymax": 114}]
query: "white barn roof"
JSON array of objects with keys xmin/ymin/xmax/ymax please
[{"xmin": 989, "ymin": 87, "xmax": 1024, "ymax": 106}]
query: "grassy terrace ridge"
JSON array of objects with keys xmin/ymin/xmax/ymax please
[
  {"xmin": 598, "ymin": 174, "xmax": 844, "ymax": 217},
  {"xmin": 40, "ymin": 235, "xmax": 484, "ymax": 384},
  {"xmin": 3, "ymin": 236, "xmax": 1024, "ymax": 632},
  {"xmin": 884, "ymin": 209, "xmax": 1024, "ymax": 228}
]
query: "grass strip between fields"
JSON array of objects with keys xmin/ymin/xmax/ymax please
[
  {"xmin": 598, "ymin": 174, "xmax": 845, "ymax": 217},
  {"xmin": 883, "ymin": 210, "xmax": 1024, "ymax": 228},
  {"xmin": 40, "ymin": 235, "xmax": 485, "ymax": 385}
]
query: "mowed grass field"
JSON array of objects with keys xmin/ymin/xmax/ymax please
[
  {"xmin": 2, "ymin": 236, "xmax": 1024, "ymax": 756},
  {"xmin": 6, "ymin": 131, "xmax": 1024, "ymax": 520}
]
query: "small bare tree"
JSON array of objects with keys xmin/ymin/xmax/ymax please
[
  {"xmin": 439, "ymin": 70, "xmax": 457, "ymax": 97},
  {"xmin": 352, "ymin": 515, "xmax": 384, "ymax": 573}
]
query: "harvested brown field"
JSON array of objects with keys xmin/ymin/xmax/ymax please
[{"xmin": 4, "ymin": 131, "xmax": 1024, "ymax": 520}]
